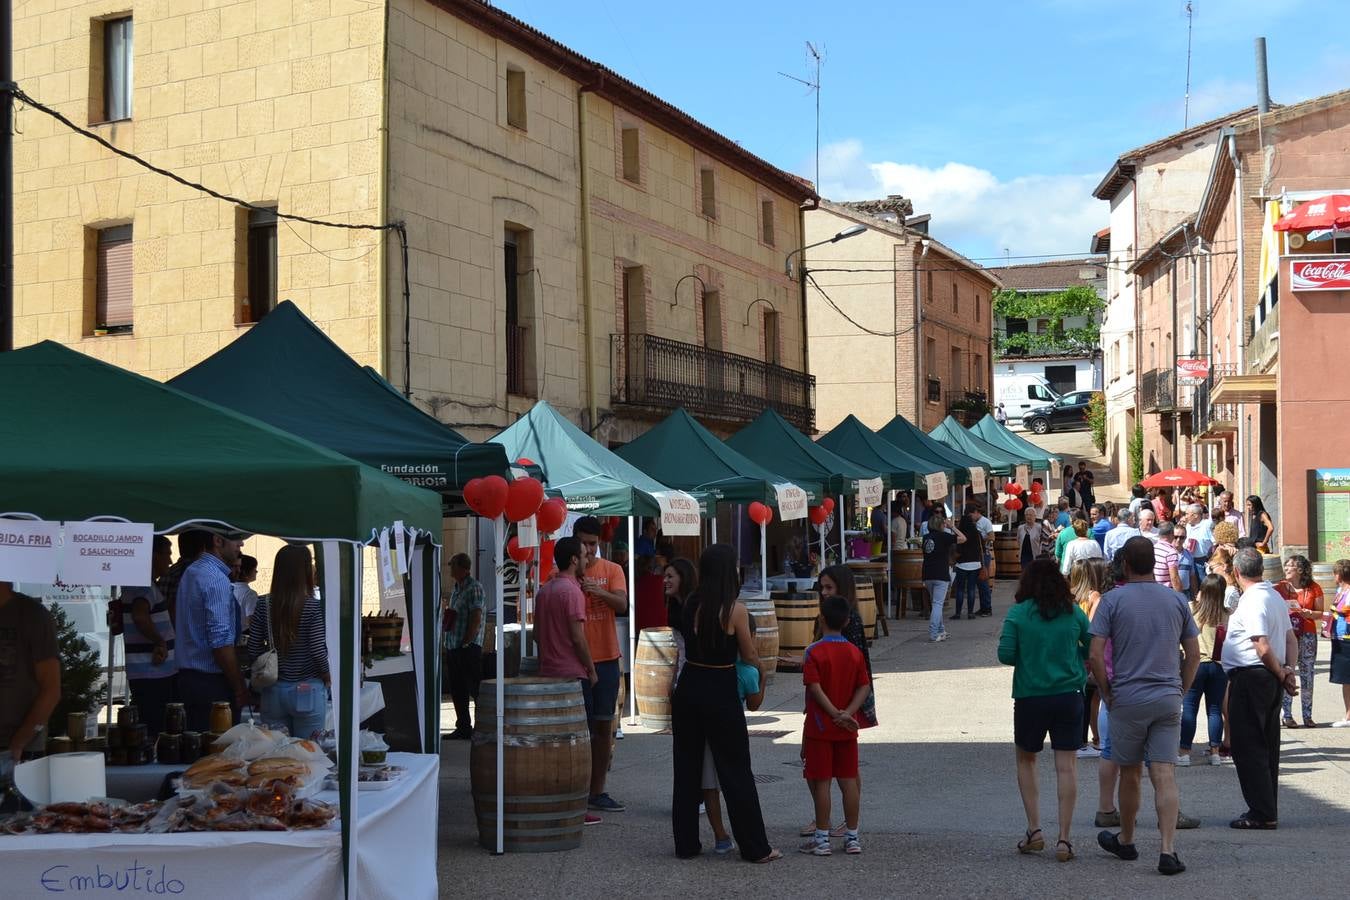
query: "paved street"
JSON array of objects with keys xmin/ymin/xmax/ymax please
[{"xmin": 434, "ymin": 580, "xmax": 1349, "ymax": 898}]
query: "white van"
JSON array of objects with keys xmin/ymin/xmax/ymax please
[{"xmin": 993, "ymin": 374, "xmax": 1061, "ymax": 429}]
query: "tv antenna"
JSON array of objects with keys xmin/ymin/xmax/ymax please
[
  {"xmin": 1183, "ymin": 2, "xmax": 1194, "ymax": 127},
  {"xmin": 779, "ymin": 42, "xmax": 823, "ymax": 191}
]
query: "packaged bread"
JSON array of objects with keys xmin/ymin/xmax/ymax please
[
  {"xmin": 247, "ymin": 758, "xmax": 312, "ymax": 780},
  {"xmin": 268, "ymin": 737, "xmax": 332, "ymax": 768}
]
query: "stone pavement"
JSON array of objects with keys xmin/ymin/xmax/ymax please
[{"xmin": 434, "ymin": 580, "xmax": 1350, "ymax": 898}]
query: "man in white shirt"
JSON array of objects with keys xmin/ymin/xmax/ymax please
[
  {"xmin": 1184, "ymin": 504, "xmax": 1214, "ymax": 569},
  {"xmin": 1103, "ymin": 510, "xmax": 1141, "ymax": 562},
  {"xmin": 1215, "ymin": 491, "xmax": 1247, "ymax": 538},
  {"xmin": 1221, "ymin": 548, "xmax": 1299, "ymax": 829},
  {"xmin": 1136, "ymin": 509, "xmax": 1159, "ymax": 542}
]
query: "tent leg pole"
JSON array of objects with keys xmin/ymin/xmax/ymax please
[
  {"xmin": 760, "ymin": 518, "xmax": 768, "ymax": 600},
  {"xmin": 494, "ymin": 516, "xmax": 505, "ymax": 855},
  {"xmin": 886, "ymin": 492, "xmax": 894, "ymax": 618},
  {"xmin": 838, "ymin": 494, "xmax": 845, "ymax": 563},
  {"xmin": 627, "ymin": 516, "xmax": 636, "ymax": 723},
  {"xmin": 712, "ymin": 516, "xmax": 718, "ymax": 545}
]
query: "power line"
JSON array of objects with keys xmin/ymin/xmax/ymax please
[{"xmin": 806, "ymin": 272, "xmax": 918, "ymax": 338}]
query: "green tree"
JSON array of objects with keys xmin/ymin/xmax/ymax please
[
  {"xmin": 1127, "ymin": 423, "xmax": 1145, "ymax": 486},
  {"xmin": 993, "ymin": 286, "xmax": 1105, "ymax": 356},
  {"xmin": 47, "ymin": 603, "xmax": 105, "ymax": 737},
  {"xmin": 1087, "ymin": 392, "xmax": 1106, "ymax": 454}
]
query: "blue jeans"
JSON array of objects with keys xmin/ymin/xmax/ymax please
[
  {"xmin": 1180, "ymin": 660, "xmax": 1228, "ymax": 750},
  {"xmin": 260, "ymin": 677, "xmax": 328, "ymax": 740},
  {"xmin": 978, "ymin": 553, "xmax": 992, "ymax": 613},
  {"xmin": 925, "ymin": 579, "xmax": 950, "ymax": 640},
  {"xmin": 953, "ymin": 568, "xmax": 980, "ymax": 616}
]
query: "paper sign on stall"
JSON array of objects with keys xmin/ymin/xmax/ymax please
[
  {"xmin": 969, "ymin": 466, "xmax": 987, "ymax": 495},
  {"xmin": 774, "ymin": 484, "xmax": 809, "ymax": 521},
  {"xmin": 392, "ymin": 519, "xmax": 408, "ymax": 575},
  {"xmin": 59, "ymin": 521, "xmax": 153, "ymax": 587},
  {"xmin": 855, "ymin": 477, "xmax": 884, "ymax": 509},
  {"xmin": 0, "ymin": 520, "xmax": 61, "ymax": 584},
  {"xmin": 652, "ymin": 491, "xmax": 702, "ymax": 536},
  {"xmin": 378, "ymin": 528, "xmax": 396, "ymax": 589},
  {"xmin": 1015, "ymin": 465, "xmax": 1030, "ymax": 486},
  {"xmin": 517, "ymin": 515, "xmax": 539, "ymax": 548},
  {"xmin": 925, "ymin": 471, "xmax": 949, "ymax": 500}
]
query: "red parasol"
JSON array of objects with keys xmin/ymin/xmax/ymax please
[
  {"xmin": 1272, "ymin": 194, "xmax": 1350, "ymax": 232},
  {"xmin": 1139, "ymin": 468, "xmax": 1221, "ymax": 489}
]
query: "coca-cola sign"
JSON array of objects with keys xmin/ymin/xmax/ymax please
[{"xmin": 1291, "ymin": 258, "xmax": 1350, "ymax": 291}]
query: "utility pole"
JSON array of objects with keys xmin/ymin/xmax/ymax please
[
  {"xmin": 779, "ymin": 42, "xmax": 822, "ymax": 190},
  {"xmin": 1, "ymin": 0, "xmax": 13, "ymax": 352}
]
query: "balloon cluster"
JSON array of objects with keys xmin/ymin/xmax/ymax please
[
  {"xmin": 1001, "ymin": 481, "xmax": 1025, "ymax": 512},
  {"xmin": 748, "ymin": 502, "xmax": 774, "ymax": 527},
  {"xmin": 807, "ymin": 496, "xmax": 835, "ymax": 527}
]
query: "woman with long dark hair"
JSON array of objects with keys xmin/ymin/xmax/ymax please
[
  {"xmin": 1246, "ymin": 495, "xmax": 1275, "ymax": 552},
  {"xmin": 664, "ymin": 557, "xmax": 698, "ymax": 685},
  {"xmin": 671, "ymin": 544, "xmax": 779, "ymax": 862},
  {"xmin": 247, "ymin": 544, "xmax": 329, "ymax": 738},
  {"xmin": 1179, "ymin": 574, "xmax": 1230, "ymax": 765},
  {"xmin": 997, "ymin": 558, "xmax": 1091, "ymax": 862}
]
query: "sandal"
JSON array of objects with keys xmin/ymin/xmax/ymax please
[
  {"xmin": 752, "ymin": 849, "xmax": 783, "ymax": 864},
  {"xmin": 1018, "ymin": 828, "xmax": 1045, "ymax": 854},
  {"xmin": 1055, "ymin": 839, "xmax": 1074, "ymax": 862}
]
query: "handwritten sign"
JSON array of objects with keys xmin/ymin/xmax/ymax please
[
  {"xmin": 773, "ymin": 484, "xmax": 809, "ymax": 522},
  {"xmin": 58, "ymin": 521, "xmax": 153, "ymax": 587},
  {"xmin": 393, "ymin": 519, "xmax": 409, "ymax": 575},
  {"xmin": 1015, "ymin": 465, "xmax": 1030, "ymax": 487},
  {"xmin": 0, "ymin": 520, "xmax": 61, "ymax": 583},
  {"xmin": 517, "ymin": 515, "xmax": 538, "ymax": 548},
  {"xmin": 855, "ymin": 477, "xmax": 884, "ymax": 509},
  {"xmin": 925, "ymin": 471, "xmax": 949, "ymax": 500},
  {"xmin": 969, "ymin": 466, "xmax": 987, "ymax": 495},
  {"xmin": 40, "ymin": 862, "xmax": 186, "ymax": 893},
  {"xmin": 378, "ymin": 528, "xmax": 396, "ymax": 589},
  {"xmin": 653, "ymin": 491, "xmax": 701, "ymax": 536}
]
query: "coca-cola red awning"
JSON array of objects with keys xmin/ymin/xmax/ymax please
[{"xmin": 1273, "ymin": 194, "xmax": 1350, "ymax": 231}]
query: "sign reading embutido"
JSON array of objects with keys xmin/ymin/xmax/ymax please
[{"xmin": 1290, "ymin": 258, "xmax": 1350, "ymax": 292}]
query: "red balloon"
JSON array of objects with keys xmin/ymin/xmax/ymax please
[
  {"xmin": 536, "ymin": 497, "xmax": 567, "ymax": 534},
  {"xmin": 506, "ymin": 536, "xmax": 535, "ymax": 563},
  {"xmin": 1006, "ymin": 482, "xmax": 1023, "ymax": 496},
  {"xmin": 821, "ymin": 497, "xmax": 836, "ymax": 514},
  {"xmin": 1031, "ymin": 478, "xmax": 1044, "ymax": 488},
  {"xmin": 467, "ymin": 475, "xmax": 509, "ymax": 519},
  {"xmin": 808, "ymin": 506, "xmax": 829, "ymax": 526},
  {"xmin": 462, "ymin": 478, "xmax": 483, "ymax": 510},
  {"xmin": 505, "ymin": 476, "xmax": 545, "ymax": 523},
  {"xmin": 516, "ymin": 457, "xmax": 536, "ymax": 467},
  {"xmin": 748, "ymin": 501, "xmax": 773, "ymax": 526},
  {"xmin": 600, "ymin": 522, "xmax": 616, "ymax": 542},
  {"xmin": 1029, "ymin": 491, "xmax": 1043, "ymax": 506},
  {"xmin": 1008, "ymin": 498, "xmax": 1024, "ymax": 511},
  {"xmin": 1003, "ymin": 499, "xmax": 1018, "ymax": 511},
  {"xmin": 538, "ymin": 538, "xmax": 555, "ymax": 581}
]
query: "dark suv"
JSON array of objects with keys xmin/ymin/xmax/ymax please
[{"xmin": 1022, "ymin": 390, "xmax": 1099, "ymax": 435}]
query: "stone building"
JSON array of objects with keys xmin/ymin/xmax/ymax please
[
  {"xmin": 11, "ymin": 0, "xmax": 816, "ymax": 445},
  {"xmin": 804, "ymin": 198, "xmax": 999, "ymax": 432}
]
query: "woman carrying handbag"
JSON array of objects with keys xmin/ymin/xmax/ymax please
[{"xmin": 247, "ymin": 545, "xmax": 331, "ymax": 739}]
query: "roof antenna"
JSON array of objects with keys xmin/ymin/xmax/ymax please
[
  {"xmin": 779, "ymin": 42, "xmax": 823, "ymax": 192},
  {"xmin": 1183, "ymin": 1, "xmax": 1194, "ymax": 127}
]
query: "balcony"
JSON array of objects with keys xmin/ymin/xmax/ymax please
[
  {"xmin": 945, "ymin": 389, "xmax": 989, "ymax": 427},
  {"xmin": 1193, "ymin": 364, "xmax": 1239, "ymax": 441},
  {"xmin": 611, "ymin": 333, "xmax": 815, "ymax": 432},
  {"xmin": 1140, "ymin": 368, "xmax": 1190, "ymax": 414},
  {"xmin": 926, "ymin": 376, "xmax": 942, "ymax": 404}
]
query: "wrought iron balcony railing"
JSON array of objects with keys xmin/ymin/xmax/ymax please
[
  {"xmin": 1140, "ymin": 368, "xmax": 1190, "ymax": 414},
  {"xmin": 945, "ymin": 389, "xmax": 989, "ymax": 427},
  {"xmin": 1193, "ymin": 363, "xmax": 1239, "ymax": 437},
  {"xmin": 611, "ymin": 333, "xmax": 815, "ymax": 432}
]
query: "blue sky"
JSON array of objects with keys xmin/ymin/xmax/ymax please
[{"xmin": 497, "ymin": 0, "xmax": 1347, "ymax": 262}]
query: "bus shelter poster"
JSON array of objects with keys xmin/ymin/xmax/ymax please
[{"xmin": 1312, "ymin": 468, "xmax": 1350, "ymax": 560}]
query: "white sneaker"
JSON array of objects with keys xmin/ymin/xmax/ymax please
[
  {"xmin": 1332, "ymin": 719, "xmax": 1350, "ymax": 728},
  {"xmin": 1175, "ymin": 754, "xmax": 1191, "ymax": 767},
  {"xmin": 1208, "ymin": 752, "xmax": 1224, "ymax": 766},
  {"xmin": 928, "ymin": 632, "xmax": 948, "ymax": 643},
  {"xmin": 1076, "ymin": 745, "xmax": 1101, "ymax": 759},
  {"xmin": 615, "ymin": 727, "xmax": 624, "ymax": 740}
]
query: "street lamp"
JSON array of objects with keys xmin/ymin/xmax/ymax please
[{"xmin": 784, "ymin": 223, "xmax": 867, "ymax": 277}]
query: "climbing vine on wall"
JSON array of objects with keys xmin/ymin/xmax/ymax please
[{"xmin": 993, "ymin": 285, "xmax": 1105, "ymax": 355}]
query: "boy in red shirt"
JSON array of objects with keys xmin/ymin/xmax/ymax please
[{"xmin": 800, "ymin": 595, "xmax": 872, "ymax": 856}]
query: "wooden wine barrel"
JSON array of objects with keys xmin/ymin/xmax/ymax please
[
  {"xmin": 892, "ymin": 549, "xmax": 923, "ymax": 588},
  {"xmin": 994, "ymin": 531, "xmax": 1021, "ymax": 580},
  {"xmin": 854, "ymin": 579, "xmax": 878, "ymax": 640},
  {"xmin": 1312, "ymin": 562, "xmax": 1338, "ymax": 599},
  {"xmin": 741, "ymin": 599, "xmax": 779, "ymax": 682},
  {"xmin": 634, "ymin": 628, "xmax": 678, "ymax": 729},
  {"xmin": 1262, "ymin": 553, "xmax": 1283, "ymax": 585},
  {"xmin": 363, "ymin": 615, "xmax": 402, "ymax": 655},
  {"xmin": 773, "ymin": 591, "xmax": 820, "ymax": 662},
  {"xmin": 470, "ymin": 678, "xmax": 591, "ymax": 852}
]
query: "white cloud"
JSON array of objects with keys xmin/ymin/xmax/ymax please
[{"xmin": 818, "ymin": 140, "xmax": 1106, "ymax": 261}]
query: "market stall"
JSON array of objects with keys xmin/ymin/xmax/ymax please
[
  {"xmin": 967, "ymin": 414, "xmax": 1060, "ymax": 474},
  {"xmin": 0, "ymin": 342, "xmax": 444, "ymax": 899}
]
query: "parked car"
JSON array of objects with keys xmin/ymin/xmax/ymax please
[
  {"xmin": 1022, "ymin": 390, "xmax": 1100, "ymax": 434},
  {"xmin": 994, "ymin": 373, "xmax": 1062, "ymax": 428}
]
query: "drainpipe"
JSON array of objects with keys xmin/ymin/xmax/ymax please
[
  {"xmin": 376, "ymin": 0, "xmax": 392, "ymax": 383},
  {"xmin": 577, "ymin": 78, "xmax": 603, "ymax": 431},
  {"xmin": 914, "ymin": 239, "xmax": 930, "ymax": 424},
  {"xmin": 800, "ymin": 198, "xmax": 818, "ymax": 421},
  {"xmin": 1229, "ymin": 133, "xmax": 1248, "ymax": 501}
]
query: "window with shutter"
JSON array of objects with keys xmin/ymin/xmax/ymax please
[{"xmin": 96, "ymin": 224, "xmax": 133, "ymax": 330}]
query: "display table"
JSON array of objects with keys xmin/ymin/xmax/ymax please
[{"xmin": 0, "ymin": 752, "xmax": 439, "ymax": 900}]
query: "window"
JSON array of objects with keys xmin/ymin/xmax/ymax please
[
  {"xmin": 95, "ymin": 224, "xmax": 133, "ymax": 331},
  {"xmin": 950, "ymin": 346, "xmax": 962, "ymax": 391},
  {"xmin": 925, "ymin": 337, "xmax": 937, "ymax": 374},
  {"xmin": 505, "ymin": 66, "xmax": 526, "ymax": 130},
  {"xmin": 972, "ymin": 353, "xmax": 983, "ymax": 392},
  {"xmin": 505, "ymin": 227, "xmax": 537, "ymax": 396},
  {"xmin": 952, "ymin": 283, "xmax": 959, "ymax": 314},
  {"xmin": 243, "ymin": 207, "xmax": 277, "ymax": 323},
  {"xmin": 98, "ymin": 16, "xmax": 134, "ymax": 123},
  {"xmin": 621, "ymin": 127, "xmax": 640, "ymax": 183},
  {"xmin": 763, "ymin": 310, "xmax": 780, "ymax": 365},
  {"xmin": 621, "ymin": 265, "xmax": 645, "ymax": 335},
  {"xmin": 701, "ymin": 290, "xmax": 722, "ymax": 349},
  {"xmin": 699, "ymin": 167, "xmax": 716, "ymax": 218},
  {"xmin": 1028, "ymin": 383, "xmax": 1055, "ymax": 402},
  {"xmin": 1125, "ymin": 333, "xmax": 1135, "ymax": 374},
  {"xmin": 975, "ymin": 293, "xmax": 981, "ymax": 322},
  {"xmin": 760, "ymin": 200, "xmax": 775, "ymax": 246}
]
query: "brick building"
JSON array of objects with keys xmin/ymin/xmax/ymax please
[
  {"xmin": 11, "ymin": 0, "xmax": 816, "ymax": 446},
  {"xmin": 804, "ymin": 199, "xmax": 999, "ymax": 432}
]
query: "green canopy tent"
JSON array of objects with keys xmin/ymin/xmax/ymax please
[
  {"xmin": 169, "ymin": 300, "xmax": 511, "ymax": 495},
  {"xmin": 726, "ymin": 408, "xmax": 887, "ymax": 499},
  {"xmin": 877, "ymin": 414, "xmax": 985, "ymax": 485},
  {"xmin": 929, "ymin": 416, "xmax": 1032, "ymax": 478},
  {"xmin": 968, "ymin": 414, "xmax": 1061, "ymax": 475},
  {"xmin": 0, "ymin": 342, "xmax": 443, "ymax": 896}
]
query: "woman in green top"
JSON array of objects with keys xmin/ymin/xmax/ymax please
[{"xmin": 998, "ymin": 558, "xmax": 1092, "ymax": 862}]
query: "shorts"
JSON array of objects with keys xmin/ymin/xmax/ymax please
[
  {"xmin": 578, "ymin": 677, "xmax": 594, "ymax": 722},
  {"xmin": 701, "ymin": 743, "xmax": 719, "ymax": 790},
  {"xmin": 1013, "ymin": 692, "xmax": 1083, "ymax": 753},
  {"xmin": 587, "ymin": 659, "xmax": 621, "ymax": 726},
  {"xmin": 802, "ymin": 737, "xmax": 859, "ymax": 781},
  {"xmin": 1108, "ymin": 696, "xmax": 1181, "ymax": 766}
]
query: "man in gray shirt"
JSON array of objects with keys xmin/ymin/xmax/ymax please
[
  {"xmin": 1102, "ymin": 509, "xmax": 1140, "ymax": 562},
  {"xmin": 1089, "ymin": 537, "xmax": 1201, "ymax": 876}
]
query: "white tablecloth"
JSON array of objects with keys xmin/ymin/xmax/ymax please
[{"xmin": 0, "ymin": 752, "xmax": 439, "ymax": 900}]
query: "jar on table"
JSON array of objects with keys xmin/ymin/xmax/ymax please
[
  {"xmin": 210, "ymin": 702, "xmax": 233, "ymax": 735},
  {"xmin": 117, "ymin": 705, "xmax": 139, "ymax": 727},
  {"xmin": 155, "ymin": 732, "xmax": 181, "ymax": 765},
  {"xmin": 123, "ymin": 723, "xmax": 148, "ymax": 750},
  {"xmin": 46, "ymin": 736, "xmax": 73, "ymax": 756},
  {"xmin": 164, "ymin": 703, "xmax": 187, "ymax": 735},
  {"xmin": 179, "ymin": 732, "xmax": 201, "ymax": 764},
  {"xmin": 66, "ymin": 712, "xmax": 88, "ymax": 745}
]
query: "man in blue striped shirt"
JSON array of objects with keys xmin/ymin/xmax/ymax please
[{"xmin": 175, "ymin": 528, "xmax": 248, "ymax": 732}]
